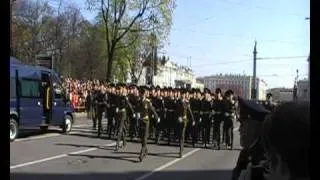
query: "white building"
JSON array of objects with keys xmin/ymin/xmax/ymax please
[
  {"xmin": 297, "ymin": 79, "xmax": 310, "ymax": 101},
  {"xmin": 137, "ymin": 60, "xmax": 204, "ymax": 90},
  {"xmin": 267, "ymin": 88, "xmax": 293, "ymax": 102},
  {"xmin": 197, "ymin": 74, "xmax": 268, "ymax": 100}
]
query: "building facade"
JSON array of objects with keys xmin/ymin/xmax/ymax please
[
  {"xmin": 197, "ymin": 74, "xmax": 268, "ymax": 100},
  {"xmin": 297, "ymin": 79, "xmax": 310, "ymax": 101},
  {"xmin": 266, "ymin": 88, "xmax": 293, "ymax": 102},
  {"xmin": 136, "ymin": 60, "xmax": 204, "ymax": 90}
]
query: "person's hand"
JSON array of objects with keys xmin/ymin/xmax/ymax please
[
  {"xmin": 157, "ymin": 118, "xmax": 161, "ymax": 123},
  {"xmin": 178, "ymin": 117, "xmax": 183, "ymax": 123},
  {"xmin": 192, "ymin": 121, "xmax": 195, "ymax": 126}
]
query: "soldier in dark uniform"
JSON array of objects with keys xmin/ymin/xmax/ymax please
[
  {"xmin": 154, "ymin": 86, "xmax": 165, "ymax": 144},
  {"xmin": 200, "ymin": 88, "xmax": 213, "ymax": 148},
  {"xmin": 115, "ymin": 84, "xmax": 134, "ymax": 151},
  {"xmin": 174, "ymin": 88, "xmax": 181, "ymax": 141},
  {"xmin": 223, "ymin": 89, "xmax": 236, "ymax": 150},
  {"xmin": 91, "ymin": 85, "xmax": 100, "ymax": 130},
  {"xmin": 149, "ymin": 86, "xmax": 158, "ymax": 140},
  {"xmin": 165, "ymin": 87, "xmax": 177, "ymax": 145},
  {"xmin": 263, "ymin": 93, "xmax": 276, "ymax": 112},
  {"xmin": 106, "ymin": 84, "xmax": 117, "ymax": 139},
  {"xmin": 185, "ymin": 88, "xmax": 195, "ymax": 144},
  {"xmin": 212, "ymin": 88, "xmax": 224, "ymax": 150},
  {"xmin": 94, "ymin": 85, "xmax": 107, "ymax": 137},
  {"xmin": 128, "ymin": 85, "xmax": 140, "ymax": 141},
  {"xmin": 189, "ymin": 89, "xmax": 201, "ymax": 147},
  {"xmin": 176, "ymin": 88, "xmax": 194, "ymax": 158},
  {"xmin": 231, "ymin": 97, "xmax": 270, "ymax": 180},
  {"xmin": 137, "ymin": 86, "xmax": 159, "ymax": 162}
]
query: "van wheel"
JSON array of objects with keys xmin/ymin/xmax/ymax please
[
  {"xmin": 62, "ymin": 115, "xmax": 73, "ymax": 134},
  {"xmin": 10, "ymin": 118, "xmax": 19, "ymax": 142}
]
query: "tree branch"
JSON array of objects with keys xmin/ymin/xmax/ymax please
[{"xmin": 115, "ymin": 0, "xmax": 149, "ymax": 44}]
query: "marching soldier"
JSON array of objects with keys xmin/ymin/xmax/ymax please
[
  {"xmin": 137, "ymin": 86, "xmax": 159, "ymax": 162},
  {"xmin": 200, "ymin": 88, "xmax": 213, "ymax": 148},
  {"xmin": 190, "ymin": 89, "xmax": 202, "ymax": 147},
  {"xmin": 213, "ymin": 88, "xmax": 224, "ymax": 150},
  {"xmin": 154, "ymin": 86, "xmax": 165, "ymax": 144},
  {"xmin": 176, "ymin": 88, "xmax": 194, "ymax": 158},
  {"xmin": 115, "ymin": 84, "xmax": 134, "ymax": 151},
  {"xmin": 94, "ymin": 85, "xmax": 107, "ymax": 137},
  {"xmin": 263, "ymin": 93, "xmax": 276, "ymax": 112},
  {"xmin": 149, "ymin": 86, "xmax": 158, "ymax": 140},
  {"xmin": 223, "ymin": 89, "xmax": 236, "ymax": 150},
  {"xmin": 165, "ymin": 87, "xmax": 177, "ymax": 145},
  {"xmin": 106, "ymin": 84, "xmax": 117, "ymax": 139},
  {"xmin": 128, "ymin": 85, "xmax": 140, "ymax": 141},
  {"xmin": 92, "ymin": 85, "xmax": 100, "ymax": 130}
]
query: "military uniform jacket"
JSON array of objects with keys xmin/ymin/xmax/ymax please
[
  {"xmin": 200, "ymin": 98, "xmax": 214, "ymax": 118},
  {"xmin": 164, "ymin": 97, "xmax": 177, "ymax": 114},
  {"xmin": 213, "ymin": 99, "xmax": 225, "ymax": 117},
  {"xmin": 116, "ymin": 95, "xmax": 134, "ymax": 115},
  {"xmin": 190, "ymin": 98, "xmax": 202, "ymax": 116},
  {"xmin": 263, "ymin": 101, "xmax": 276, "ymax": 112},
  {"xmin": 137, "ymin": 98, "xmax": 158, "ymax": 123},
  {"xmin": 176, "ymin": 99, "xmax": 194, "ymax": 122},
  {"xmin": 151, "ymin": 96, "xmax": 165, "ymax": 116},
  {"xmin": 223, "ymin": 100, "xmax": 237, "ymax": 120}
]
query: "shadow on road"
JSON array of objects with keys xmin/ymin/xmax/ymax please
[
  {"xmin": 11, "ymin": 170, "xmax": 233, "ymax": 180},
  {"xmin": 18, "ymin": 129, "xmax": 62, "ymax": 139},
  {"xmin": 113, "ymin": 151, "xmax": 179, "ymax": 158},
  {"xmin": 68, "ymin": 153, "xmax": 140, "ymax": 163}
]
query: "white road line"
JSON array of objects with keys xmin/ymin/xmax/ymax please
[
  {"xmin": 135, "ymin": 148, "xmax": 201, "ymax": 180},
  {"xmin": 14, "ymin": 124, "xmax": 92, "ymax": 142},
  {"xmin": 10, "ymin": 142, "xmax": 116, "ymax": 170},
  {"xmin": 135, "ymin": 126, "xmax": 239, "ymax": 180}
]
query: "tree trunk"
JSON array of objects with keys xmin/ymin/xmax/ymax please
[{"xmin": 106, "ymin": 51, "xmax": 114, "ymax": 83}]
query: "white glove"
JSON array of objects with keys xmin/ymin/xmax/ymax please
[
  {"xmin": 133, "ymin": 114, "xmax": 136, "ymax": 118},
  {"xmin": 212, "ymin": 110, "xmax": 215, "ymax": 115},
  {"xmin": 152, "ymin": 115, "xmax": 154, "ymax": 118},
  {"xmin": 157, "ymin": 118, "xmax": 161, "ymax": 123},
  {"xmin": 225, "ymin": 112, "xmax": 229, "ymax": 116},
  {"xmin": 199, "ymin": 118, "xmax": 202, "ymax": 122},
  {"xmin": 192, "ymin": 121, "xmax": 195, "ymax": 126},
  {"xmin": 178, "ymin": 117, "xmax": 183, "ymax": 123},
  {"xmin": 137, "ymin": 113, "xmax": 141, "ymax": 119},
  {"xmin": 116, "ymin": 108, "xmax": 119, "ymax": 113}
]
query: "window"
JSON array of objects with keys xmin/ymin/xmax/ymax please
[
  {"xmin": 10, "ymin": 77, "xmax": 16, "ymax": 99},
  {"xmin": 20, "ymin": 79, "xmax": 41, "ymax": 98}
]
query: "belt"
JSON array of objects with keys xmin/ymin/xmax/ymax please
[
  {"xmin": 156, "ymin": 109, "xmax": 161, "ymax": 112},
  {"xmin": 215, "ymin": 111, "xmax": 222, "ymax": 114},
  {"xmin": 202, "ymin": 111, "xmax": 211, "ymax": 114},
  {"xmin": 193, "ymin": 111, "xmax": 199, "ymax": 114},
  {"xmin": 225, "ymin": 112, "xmax": 235, "ymax": 116},
  {"xmin": 167, "ymin": 109, "xmax": 175, "ymax": 112}
]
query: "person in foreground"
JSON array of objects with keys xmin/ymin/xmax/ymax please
[
  {"xmin": 236, "ymin": 101, "xmax": 309, "ymax": 180},
  {"xmin": 261, "ymin": 101, "xmax": 309, "ymax": 180}
]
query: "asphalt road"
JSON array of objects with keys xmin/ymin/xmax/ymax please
[{"xmin": 11, "ymin": 115, "xmax": 241, "ymax": 180}]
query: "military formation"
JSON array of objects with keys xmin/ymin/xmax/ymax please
[{"xmin": 84, "ymin": 83, "xmax": 274, "ymax": 162}]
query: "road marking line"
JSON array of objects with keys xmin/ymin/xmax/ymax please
[
  {"xmin": 14, "ymin": 124, "xmax": 92, "ymax": 142},
  {"xmin": 10, "ymin": 142, "xmax": 116, "ymax": 170},
  {"xmin": 135, "ymin": 148, "xmax": 201, "ymax": 180}
]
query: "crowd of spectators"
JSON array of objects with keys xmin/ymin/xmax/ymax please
[{"xmin": 61, "ymin": 78, "xmax": 102, "ymax": 111}]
